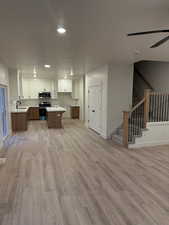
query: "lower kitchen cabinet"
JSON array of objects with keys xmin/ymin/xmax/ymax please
[
  {"xmin": 11, "ymin": 112, "xmax": 28, "ymax": 132},
  {"xmin": 47, "ymin": 111, "xmax": 64, "ymax": 128},
  {"xmin": 71, "ymin": 106, "xmax": 80, "ymax": 119},
  {"xmin": 28, "ymin": 107, "xmax": 39, "ymax": 120}
]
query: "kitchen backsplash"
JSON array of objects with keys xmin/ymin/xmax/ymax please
[{"xmin": 12, "ymin": 93, "xmax": 79, "ymax": 118}]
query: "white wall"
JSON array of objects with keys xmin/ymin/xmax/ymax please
[
  {"xmin": 137, "ymin": 61, "xmax": 169, "ymax": 92},
  {"xmin": 0, "ymin": 63, "xmax": 9, "ymax": 86},
  {"xmin": 129, "ymin": 122, "xmax": 169, "ymax": 148},
  {"xmin": 85, "ymin": 63, "xmax": 133, "ymax": 139},
  {"xmin": 0, "ymin": 62, "xmax": 10, "ymax": 149},
  {"xmin": 9, "ymin": 68, "xmax": 18, "ymax": 103},
  {"xmin": 85, "ymin": 65, "xmax": 108, "ymax": 138},
  {"xmin": 72, "ymin": 76, "xmax": 85, "ymax": 121},
  {"xmin": 107, "ymin": 63, "xmax": 133, "ymax": 137}
]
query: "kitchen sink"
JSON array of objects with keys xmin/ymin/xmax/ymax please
[{"xmin": 18, "ymin": 107, "xmax": 28, "ymax": 109}]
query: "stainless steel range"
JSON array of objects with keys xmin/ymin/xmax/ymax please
[{"xmin": 38, "ymin": 92, "xmax": 52, "ymax": 120}]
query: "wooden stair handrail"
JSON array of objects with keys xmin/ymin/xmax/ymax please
[
  {"xmin": 130, "ymin": 98, "xmax": 145, "ymax": 114},
  {"xmin": 123, "ymin": 89, "xmax": 151, "ymax": 148},
  {"xmin": 123, "ymin": 89, "xmax": 169, "ymax": 148}
]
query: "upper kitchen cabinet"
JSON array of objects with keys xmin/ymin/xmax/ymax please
[
  {"xmin": 72, "ymin": 79, "xmax": 80, "ymax": 99},
  {"xmin": 22, "ymin": 77, "xmax": 55, "ymax": 99},
  {"xmin": 9, "ymin": 69, "xmax": 22, "ymax": 101},
  {"xmin": 58, "ymin": 79, "xmax": 72, "ymax": 93}
]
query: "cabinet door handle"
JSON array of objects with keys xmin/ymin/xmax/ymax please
[{"xmin": 92, "ymin": 110, "xmax": 95, "ymax": 112}]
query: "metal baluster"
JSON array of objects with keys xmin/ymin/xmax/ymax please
[
  {"xmin": 166, "ymin": 94, "xmax": 168, "ymax": 121},
  {"xmin": 137, "ymin": 107, "xmax": 139, "ymax": 136},
  {"xmin": 162, "ymin": 95, "xmax": 164, "ymax": 121},
  {"xmin": 139, "ymin": 106, "xmax": 141, "ymax": 134},
  {"xmin": 160, "ymin": 94, "xmax": 162, "ymax": 121},
  {"xmin": 137, "ymin": 108, "xmax": 139, "ymax": 136},
  {"xmin": 153, "ymin": 94, "xmax": 155, "ymax": 122},
  {"xmin": 154, "ymin": 95, "xmax": 155, "ymax": 121},
  {"xmin": 150, "ymin": 95, "xmax": 152, "ymax": 122},
  {"xmin": 142, "ymin": 104, "xmax": 144, "ymax": 128},
  {"xmin": 158, "ymin": 93, "xmax": 160, "ymax": 122},
  {"xmin": 165, "ymin": 95, "xmax": 167, "ymax": 121},
  {"xmin": 135, "ymin": 110, "xmax": 137, "ymax": 136},
  {"xmin": 160, "ymin": 95, "xmax": 165, "ymax": 121},
  {"xmin": 167, "ymin": 95, "xmax": 169, "ymax": 121},
  {"xmin": 155, "ymin": 94, "xmax": 157, "ymax": 122},
  {"xmin": 163, "ymin": 94, "xmax": 165, "ymax": 121},
  {"xmin": 133, "ymin": 111, "xmax": 135, "ymax": 136},
  {"xmin": 131, "ymin": 113, "xmax": 133, "ymax": 141}
]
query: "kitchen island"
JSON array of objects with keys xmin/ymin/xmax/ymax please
[
  {"xmin": 11, "ymin": 107, "xmax": 29, "ymax": 132},
  {"xmin": 46, "ymin": 107, "xmax": 66, "ymax": 129},
  {"xmin": 11, "ymin": 106, "xmax": 66, "ymax": 131}
]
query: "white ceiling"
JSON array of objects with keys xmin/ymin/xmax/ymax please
[{"xmin": 1, "ymin": 0, "xmax": 169, "ymax": 77}]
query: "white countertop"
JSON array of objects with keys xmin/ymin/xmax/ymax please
[
  {"xmin": 46, "ymin": 107, "xmax": 66, "ymax": 112},
  {"xmin": 11, "ymin": 107, "xmax": 29, "ymax": 113},
  {"xmin": 11, "ymin": 106, "xmax": 66, "ymax": 113}
]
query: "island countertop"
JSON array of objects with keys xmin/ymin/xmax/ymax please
[{"xmin": 46, "ymin": 107, "xmax": 66, "ymax": 112}]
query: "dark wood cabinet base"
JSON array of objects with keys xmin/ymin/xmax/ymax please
[
  {"xmin": 11, "ymin": 112, "xmax": 28, "ymax": 132},
  {"xmin": 47, "ymin": 111, "xmax": 65, "ymax": 128},
  {"xmin": 28, "ymin": 107, "xmax": 39, "ymax": 120},
  {"xmin": 71, "ymin": 106, "xmax": 80, "ymax": 119}
]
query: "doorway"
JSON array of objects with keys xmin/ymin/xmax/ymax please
[
  {"xmin": 88, "ymin": 84, "xmax": 102, "ymax": 134},
  {"xmin": 0, "ymin": 86, "xmax": 8, "ymax": 139}
]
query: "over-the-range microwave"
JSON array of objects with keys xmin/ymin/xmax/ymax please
[{"xmin": 38, "ymin": 92, "xmax": 51, "ymax": 98}]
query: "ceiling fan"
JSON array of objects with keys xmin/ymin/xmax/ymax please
[{"xmin": 127, "ymin": 29, "xmax": 169, "ymax": 48}]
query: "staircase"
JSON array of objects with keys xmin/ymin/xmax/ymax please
[
  {"xmin": 113, "ymin": 114, "xmax": 145, "ymax": 145},
  {"xmin": 132, "ymin": 65, "xmax": 154, "ymax": 106},
  {"xmin": 113, "ymin": 89, "xmax": 169, "ymax": 148}
]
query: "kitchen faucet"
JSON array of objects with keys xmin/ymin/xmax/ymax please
[{"xmin": 16, "ymin": 99, "xmax": 22, "ymax": 109}]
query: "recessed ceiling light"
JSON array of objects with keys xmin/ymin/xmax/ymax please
[
  {"xmin": 57, "ymin": 26, "xmax": 66, "ymax": 34},
  {"xmin": 33, "ymin": 74, "xmax": 37, "ymax": 78},
  {"xmin": 44, "ymin": 64, "xmax": 51, "ymax": 68}
]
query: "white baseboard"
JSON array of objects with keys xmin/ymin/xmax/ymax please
[
  {"xmin": 129, "ymin": 122, "xmax": 169, "ymax": 148},
  {"xmin": 129, "ymin": 140, "xmax": 169, "ymax": 148}
]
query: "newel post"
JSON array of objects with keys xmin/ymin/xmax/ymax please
[
  {"xmin": 123, "ymin": 111, "xmax": 129, "ymax": 148},
  {"xmin": 144, "ymin": 89, "xmax": 151, "ymax": 128}
]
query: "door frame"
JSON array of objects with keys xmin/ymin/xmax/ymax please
[
  {"xmin": 88, "ymin": 81, "xmax": 102, "ymax": 134},
  {"xmin": 0, "ymin": 84, "xmax": 9, "ymax": 140}
]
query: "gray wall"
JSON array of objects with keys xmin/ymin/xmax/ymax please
[
  {"xmin": 85, "ymin": 63, "xmax": 134, "ymax": 139},
  {"xmin": 8, "ymin": 68, "xmax": 18, "ymax": 102},
  {"xmin": 107, "ymin": 63, "xmax": 133, "ymax": 137},
  {"xmin": 136, "ymin": 61, "xmax": 169, "ymax": 92}
]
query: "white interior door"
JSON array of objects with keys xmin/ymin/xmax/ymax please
[{"xmin": 88, "ymin": 85, "xmax": 102, "ymax": 133}]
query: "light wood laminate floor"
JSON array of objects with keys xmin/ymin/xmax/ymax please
[{"xmin": 1, "ymin": 119, "xmax": 169, "ymax": 225}]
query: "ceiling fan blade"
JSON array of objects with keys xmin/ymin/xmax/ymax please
[
  {"xmin": 128, "ymin": 29, "xmax": 169, "ymax": 36},
  {"xmin": 150, "ymin": 36, "xmax": 169, "ymax": 48}
]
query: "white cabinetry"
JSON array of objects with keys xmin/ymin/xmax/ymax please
[
  {"xmin": 22, "ymin": 78, "xmax": 54, "ymax": 99},
  {"xmin": 72, "ymin": 79, "xmax": 79, "ymax": 99},
  {"xmin": 58, "ymin": 79, "xmax": 72, "ymax": 92}
]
